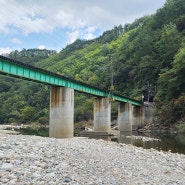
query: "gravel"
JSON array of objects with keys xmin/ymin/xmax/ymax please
[{"xmin": 0, "ymin": 134, "xmax": 185, "ymax": 185}]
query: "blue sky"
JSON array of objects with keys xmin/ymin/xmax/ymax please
[{"xmin": 0, "ymin": 0, "xmax": 166, "ymax": 54}]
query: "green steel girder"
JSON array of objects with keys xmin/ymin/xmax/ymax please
[
  {"xmin": 0, "ymin": 56, "xmax": 142, "ymax": 106},
  {"xmin": 112, "ymin": 94, "xmax": 142, "ymax": 106}
]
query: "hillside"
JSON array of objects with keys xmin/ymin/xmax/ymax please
[
  {"xmin": 0, "ymin": 0, "xmax": 185, "ymax": 131},
  {"xmin": 37, "ymin": 0, "xmax": 185, "ymax": 99},
  {"xmin": 37, "ymin": 0, "xmax": 185, "ymax": 128}
]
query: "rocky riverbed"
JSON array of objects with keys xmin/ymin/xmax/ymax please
[{"xmin": 0, "ymin": 133, "xmax": 185, "ymax": 185}]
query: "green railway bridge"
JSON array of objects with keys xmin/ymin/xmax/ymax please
[{"xmin": 0, "ymin": 56, "xmax": 146, "ymax": 138}]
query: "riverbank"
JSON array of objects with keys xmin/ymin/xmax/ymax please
[{"xmin": 0, "ymin": 133, "xmax": 185, "ymax": 184}]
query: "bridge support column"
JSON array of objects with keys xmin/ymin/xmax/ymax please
[
  {"xmin": 93, "ymin": 97, "xmax": 111, "ymax": 133},
  {"xmin": 118, "ymin": 103, "xmax": 132, "ymax": 132},
  {"xmin": 49, "ymin": 86, "xmax": 74, "ymax": 138},
  {"xmin": 143, "ymin": 102, "xmax": 154, "ymax": 125},
  {"xmin": 132, "ymin": 106, "xmax": 145, "ymax": 129}
]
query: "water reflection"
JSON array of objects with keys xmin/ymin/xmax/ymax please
[
  {"xmin": 118, "ymin": 131, "xmax": 132, "ymax": 144},
  {"xmin": 116, "ymin": 131, "xmax": 185, "ymax": 155},
  {"xmin": 81, "ymin": 131, "xmax": 185, "ymax": 154},
  {"xmin": 16, "ymin": 126, "xmax": 185, "ymax": 155}
]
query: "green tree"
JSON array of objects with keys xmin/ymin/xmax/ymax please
[
  {"xmin": 175, "ymin": 14, "xmax": 185, "ymax": 32},
  {"xmin": 154, "ymin": 23, "xmax": 181, "ymax": 71},
  {"xmin": 156, "ymin": 47, "xmax": 185, "ymax": 101},
  {"xmin": 20, "ymin": 106, "xmax": 36, "ymax": 123}
]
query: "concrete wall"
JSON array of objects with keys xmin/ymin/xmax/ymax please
[{"xmin": 49, "ymin": 86, "xmax": 74, "ymax": 138}]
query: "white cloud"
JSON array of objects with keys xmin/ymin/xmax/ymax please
[
  {"xmin": 66, "ymin": 30, "xmax": 80, "ymax": 43},
  {"xmin": 56, "ymin": 10, "xmax": 75, "ymax": 28},
  {"xmin": 38, "ymin": 45, "xmax": 46, "ymax": 49},
  {"xmin": 0, "ymin": 0, "xmax": 54, "ymax": 34},
  {"xmin": 83, "ymin": 27, "xmax": 96, "ymax": 40},
  {"xmin": 0, "ymin": 0, "xmax": 166, "ymax": 49},
  {"xmin": 66, "ymin": 26, "xmax": 97, "ymax": 44},
  {"xmin": 0, "ymin": 48, "xmax": 11, "ymax": 55},
  {"xmin": 0, "ymin": 0, "xmax": 166, "ymax": 35}
]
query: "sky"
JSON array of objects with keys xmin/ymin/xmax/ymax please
[{"xmin": 0, "ymin": 0, "xmax": 166, "ymax": 54}]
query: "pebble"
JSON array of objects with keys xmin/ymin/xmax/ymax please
[
  {"xmin": 0, "ymin": 134, "xmax": 185, "ymax": 184},
  {"xmin": 1, "ymin": 163, "xmax": 14, "ymax": 171}
]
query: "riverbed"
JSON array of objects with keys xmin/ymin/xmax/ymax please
[
  {"xmin": 1, "ymin": 124, "xmax": 185, "ymax": 155},
  {"xmin": 0, "ymin": 133, "xmax": 185, "ymax": 184}
]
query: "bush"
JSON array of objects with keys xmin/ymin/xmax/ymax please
[
  {"xmin": 38, "ymin": 116, "xmax": 49, "ymax": 125},
  {"xmin": 155, "ymin": 94, "xmax": 185, "ymax": 126},
  {"xmin": 177, "ymin": 122, "xmax": 185, "ymax": 133}
]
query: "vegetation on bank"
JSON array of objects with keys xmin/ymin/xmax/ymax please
[
  {"xmin": 0, "ymin": 0, "xmax": 185, "ymax": 132},
  {"xmin": 17, "ymin": 125, "xmax": 49, "ymax": 137}
]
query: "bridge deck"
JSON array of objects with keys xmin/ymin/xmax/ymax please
[{"xmin": 0, "ymin": 55, "xmax": 142, "ymax": 106}]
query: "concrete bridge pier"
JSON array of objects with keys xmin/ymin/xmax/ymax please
[
  {"xmin": 93, "ymin": 97, "xmax": 111, "ymax": 133},
  {"xmin": 132, "ymin": 106, "xmax": 145, "ymax": 129},
  {"xmin": 143, "ymin": 102, "xmax": 154, "ymax": 124},
  {"xmin": 117, "ymin": 102, "xmax": 132, "ymax": 132},
  {"xmin": 49, "ymin": 86, "xmax": 74, "ymax": 138}
]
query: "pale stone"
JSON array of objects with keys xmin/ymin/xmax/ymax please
[
  {"xmin": 0, "ymin": 134, "xmax": 184, "ymax": 184},
  {"xmin": 1, "ymin": 163, "xmax": 13, "ymax": 171}
]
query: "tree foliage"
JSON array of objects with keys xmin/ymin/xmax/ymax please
[{"xmin": 0, "ymin": 49, "xmax": 52, "ymax": 124}]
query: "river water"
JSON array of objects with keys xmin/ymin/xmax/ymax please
[
  {"xmin": 86, "ymin": 131, "xmax": 185, "ymax": 155},
  {"xmin": 115, "ymin": 131, "xmax": 185, "ymax": 155},
  {"xmin": 14, "ymin": 126, "xmax": 185, "ymax": 155}
]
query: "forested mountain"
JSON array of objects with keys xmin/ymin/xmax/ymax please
[
  {"xmin": 0, "ymin": 49, "xmax": 56, "ymax": 124},
  {"xmin": 8, "ymin": 49, "xmax": 57, "ymax": 65},
  {"xmin": 0, "ymin": 0, "xmax": 185, "ymax": 131}
]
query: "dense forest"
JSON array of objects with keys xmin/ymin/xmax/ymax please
[{"xmin": 0, "ymin": 0, "xmax": 185, "ymax": 132}]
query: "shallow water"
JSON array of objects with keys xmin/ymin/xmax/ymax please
[
  {"xmin": 13, "ymin": 126, "xmax": 185, "ymax": 155},
  {"xmin": 87, "ymin": 131, "xmax": 185, "ymax": 155},
  {"xmin": 113, "ymin": 131, "xmax": 185, "ymax": 155}
]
